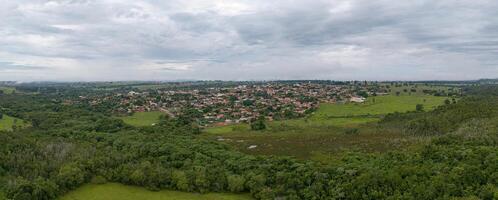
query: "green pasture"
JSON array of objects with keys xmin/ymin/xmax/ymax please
[
  {"xmin": 0, "ymin": 115, "xmax": 27, "ymax": 131},
  {"xmin": 313, "ymin": 95, "xmax": 446, "ymax": 118},
  {"xmin": 118, "ymin": 111, "xmax": 164, "ymax": 127},
  {"xmin": 60, "ymin": 183, "xmax": 252, "ymax": 200},
  {"xmin": 0, "ymin": 87, "xmax": 15, "ymax": 94},
  {"xmin": 206, "ymin": 117, "xmax": 378, "ymax": 135},
  {"xmin": 384, "ymin": 84, "xmax": 458, "ymax": 96}
]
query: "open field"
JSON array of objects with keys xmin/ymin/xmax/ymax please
[
  {"xmin": 204, "ymin": 94, "xmax": 447, "ymax": 160},
  {"xmin": 60, "ymin": 183, "xmax": 253, "ymax": 200},
  {"xmin": 0, "ymin": 87, "xmax": 15, "ymax": 94},
  {"xmin": 0, "ymin": 115, "xmax": 27, "ymax": 131},
  {"xmin": 313, "ymin": 95, "xmax": 447, "ymax": 117},
  {"xmin": 118, "ymin": 111, "xmax": 164, "ymax": 127},
  {"xmin": 211, "ymin": 128, "xmax": 430, "ymax": 159},
  {"xmin": 384, "ymin": 84, "xmax": 459, "ymax": 96}
]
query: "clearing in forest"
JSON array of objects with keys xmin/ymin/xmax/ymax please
[
  {"xmin": 0, "ymin": 87, "xmax": 15, "ymax": 94},
  {"xmin": 0, "ymin": 115, "xmax": 27, "ymax": 131},
  {"xmin": 118, "ymin": 111, "xmax": 164, "ymax": 127}
]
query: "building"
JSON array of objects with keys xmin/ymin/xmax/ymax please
[{"xmin": 350, "ymin": 96, "xmax": 366, "ymax": 103}]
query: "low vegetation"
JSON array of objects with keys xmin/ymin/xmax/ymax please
[
  {"xmin": 0, "ymin": 87, "xmax": 15, "ymax": 95},
  {"xmin": 61, "ymin": 183, "xmax": 252, "ymax": 200},
  {"xmin": 0, "ymin": 114, "xmax": 27, "ymax": 131},
  {"xmin": 117, "ymin": 111, "xmax": 164, "ymax": 127}
]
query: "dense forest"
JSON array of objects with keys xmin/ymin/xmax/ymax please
[{"xmin": 0, "ymin": 85, "xmax": 497, "ymax": 200}]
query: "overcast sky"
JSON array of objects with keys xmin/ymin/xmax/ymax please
[{"xmin": 1, "ymin": 0, "xmax": 497, "ymax": 81}]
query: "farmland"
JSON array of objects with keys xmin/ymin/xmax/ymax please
[
  {"xmin": 60, "ymin": 183, "xmax": 252, "ymax": 200},
  {"xmin": 117, "ymin": 111, "xmax": 164, "ymax": 127},
  {"xmin": 204, "ymin": 94, "xmax": 448, "ymax": 159},
  {"xmin": 0, "ymin": 114, "xmax": 27, "ymax": 131}
]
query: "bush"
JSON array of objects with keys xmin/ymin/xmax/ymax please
[
  {"xmin": 91, "ymin": 176, "xmax": 107, "ymax": 184},
  {"xmin": 251, "ymin": 117, "xmax": 266, "ymax": 131},
  {"xmin": 344, "ymin": 128, "xmax": 359, "ymax": 135},
  {"xmin": 416, "ymin": 104, "xmax": 424, "ymax": 112}
]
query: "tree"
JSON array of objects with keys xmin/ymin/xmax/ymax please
[
  {"xmin": 172, "ymin": 170, "xmax": 189, "ymax": 191},
  {"xmin": 56, "ymin": 163, "xmax": 86, "ymax": 192},
  {"xmin": 251, "ymin": 117, "xmax": 266, "ymax": 131},
  {"xmin": 0, "ymin": 112, "xmax": 3, "ymax": 120},
  {"xmin": 242, "ymin": 99, "xmax": 254, "ymax": 106},
  {"xmin": 357, "ymin": 91, "xmax": 368, "ymax": 98},
  {"xmin": 227, "ymin": 175, "xmax": 245, "ymax": 192},
  {"xmin": 416, "ymin": 104, "xmax": 424, "ymax": 112}
]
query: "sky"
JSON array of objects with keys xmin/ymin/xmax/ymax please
[{"xmin": 0, "ymin": 0, "xmax": 497, "ymax": 81}]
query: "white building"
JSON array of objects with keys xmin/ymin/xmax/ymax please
[{"xmin": 350, "ymin": 96, "xmax": 366, "ymax": 103}]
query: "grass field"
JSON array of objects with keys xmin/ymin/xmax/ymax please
[
  {"xmin": 0, "ymin": 115, "xmax": 27, "ymax": 131},
  {"xmin": 0, "ymin": 87, "xmax": 15, "ymax": 94},
  {"xmin": 203, "ymin": 94, "xmax": 447, "ymax": 160},
  {"xmin": 60, "ymin": 183, "xmax": 253, "ymax": 200},
  {"xmin": 118, "ymin": 111, "xmax": 164, "ymax": 127},
  {"xmin": 385, "ymin": 84, "xmax": 458, "ymax": 96},
  {"xmin": 312, "ymin": 95, "xmax": 446, "ymax": 117}
]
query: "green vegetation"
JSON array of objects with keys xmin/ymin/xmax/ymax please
[
  {"xmin": 250, "ymin": 117, "xmax": 266, "ymax": 131},
  {"xmin": 385, "ymin": 84, "xmax": 459, "ymax": 96},
  {"xmin": 207, "ymin": 95, "xmax": 447, "ymax": 133},
  {"xmin": 60, "ymin": 183, "xmax": 252, "ymax": 200},
  {"xmin": 118, "ymin": 111, "xmax": 164, "ymax": 126},
  {"xmin": 0, "ymin": 83, "xmax": 496, "ymax": 200},
  {"xmin": 204, "ymin": 95, "xmax": 448, "ymax": 159},
  {"xmin": 0, "ymin": 87, "xmax": 15, "ymax": 94},
  {"xmin": 0, "ymin": 114, "xmax": 27, "ymax": 131},
  {"xmin": 313, "ymin": 95, "xmax": 446, "ymax": 117}
]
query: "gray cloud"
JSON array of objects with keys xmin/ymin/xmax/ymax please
[
  {"xmin": 0, "ymin": 0, "xmax": 497, "ymax": 81},
  {"xmin": 0, "ymin": 61, "xmax": 49, "ymax": 71}
]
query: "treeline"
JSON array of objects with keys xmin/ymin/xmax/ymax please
[
  {"xmin": 381, "ymin": 86, "xmax": 498, "ymax": 135},
  {"xmin": 0, "ymin": 86, "xmax": 497, "ymax": 199}
]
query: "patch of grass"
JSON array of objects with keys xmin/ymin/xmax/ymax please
[
  {"xmin": 385, "ymin": 84, "xmax": 459, "ymax": 96},
  {"xmin": 60, "ymin": 183, "xmax": 253, "ymax": 200},
  {"xmin": 271, "ymin": 117, "xmax": 379, "ymax": 128},
  {"xmin": 212, "ymin": 127, "xmax": 427, "ymax": 159},
  {"xmin": 205, "ymin": 124, "xmax": 249, "ymax": 134},
  {"xmin": 0, "ymin": 115, "xmax": 27, "ymax": 131},
  {"xmin": 313, "ymin": 95, "xmax": 446, "ymax": 118},
  {"xmin": 0, "ymin": 87, "xmax": 15, "ymax": 94},
  {"xmin": 118, "ymin": 111, "xmax": 164, "ymax": 127}
]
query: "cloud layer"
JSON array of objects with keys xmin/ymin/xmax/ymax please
[{"xmin": 1, "ymin": 0, "xmax": 497, "ymax": 81}]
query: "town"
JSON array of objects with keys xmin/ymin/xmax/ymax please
[{"xmin": 69, "ymin": 81, "xmax": 402, "ymax": 126}]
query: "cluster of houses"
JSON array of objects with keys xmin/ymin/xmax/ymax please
[{"xmin": 76, "ymin": 82, "xmax": 382, "ymax": 126}]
